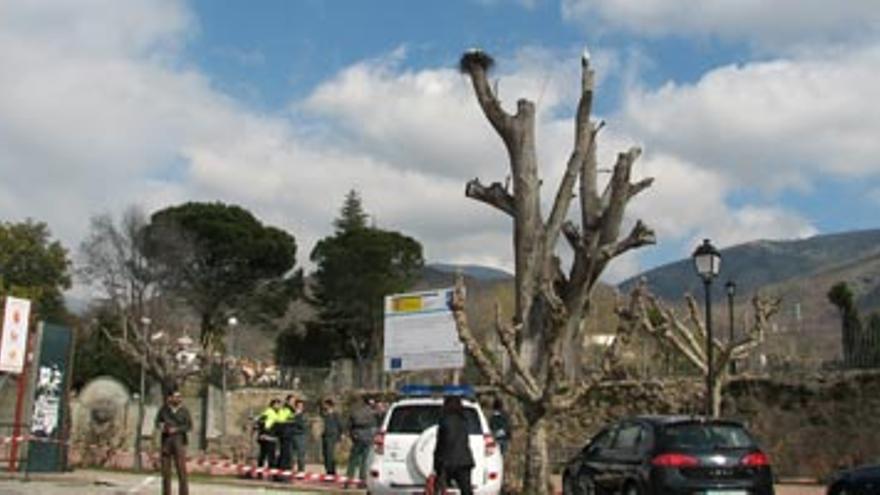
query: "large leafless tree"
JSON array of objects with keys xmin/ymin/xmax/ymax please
[{"xmin": 451, "ymin": 49, "xmax": 655, "ymax": 493}]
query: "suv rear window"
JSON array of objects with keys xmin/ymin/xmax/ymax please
[
  {"xmin": 386, "ymin": 405, "xmax": 483, "ymax": 434},
  {"xmin": 660, "ymin": 422, "xmax": 756, "ymax": 450}
]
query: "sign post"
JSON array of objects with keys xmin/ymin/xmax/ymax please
[{"xmin": 383, "ymin": 288, "xmax": 464, "ymax": 373}]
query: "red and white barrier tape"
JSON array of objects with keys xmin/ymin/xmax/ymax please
[{"xmin": 1, "ymin": 435, "xmax": 366, "ymax": 488}]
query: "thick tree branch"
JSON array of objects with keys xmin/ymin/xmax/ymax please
[
  {"xmin": 598, "ymin": 147, "xmax": 642, "ymax": 247},
  {"xmin": 494, "ymin": 303, "xmax": 542, "ymax": 400},
  {"xmin": 545, "ymin": 61, "xmax": 595, "ymax": 261},
  {"xmin": 459, "ymin": 50, "xmax": 515, "ymax": 141},
  {"xmin": 465, "ymin": 179, "xmax": 516, "ymax": 217},
  {"xmin": 628, "ymin": 178, "xmax": 655, "ymax": 201},
  {"xmin": 601, "ymin": 220, "xmax": 656, "ymax": 260},
  {"xmin": 449, "ymin": 277, "xmax": 533, "ymax": 402}
]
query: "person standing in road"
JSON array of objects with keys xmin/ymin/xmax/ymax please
[
  {"xmin": 274, "ymin": 394, "xmax": 296, "ymax": 476},
  {"xmin": 346, "ymin": 396, "xmax": 377, "ymax": 485},
  {"xmin": 290, "ymin": 399, "xmax": 308, "ymax": 472},
  {"xmin": 320, "ymin": 398, "xmax": 341, "ymax": 476},
  {"xmin": 155, "ymin": 389, "xmax": 192, "ymax": 495},
  {"xmin": 255, "ymin": 398, "xmax": 281, "ymax": 471},
  {"xmin": 489, "ymin": 398, "xmax": 511, "ymax": 455},
  {"xmin": 433, "ymin": 395, "xmax": 475, "ymax": 495}
]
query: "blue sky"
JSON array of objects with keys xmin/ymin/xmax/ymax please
[{"xmin": 2, "ymin": 0, "xmax": 880, "ymax": 288}]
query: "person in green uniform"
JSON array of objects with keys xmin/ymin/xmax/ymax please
[
  {"xmin": 290, "ymin": 399, "xmax": 308, "ymax": 472},
  {"xmin": 155, "ymin": 389, "xmax": 192, "ymax": 495},
  {"xmin": 274, "ymin": 395, "xmax": 295, "ymax": 476},
  {"xmin": 255, "ymin": 398, "xmax": 281, "ymax": 470},
  {"xmin": 346, "ymin": 396, "xmax": 377, "ymax": 485},
  {"xmin": 320, "ymin": 398, "xmax": 341, "ymax": 476}
]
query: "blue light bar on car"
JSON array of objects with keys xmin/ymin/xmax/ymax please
[{"xmin": 398, "ymin": 384, "xmax": 475, "ymax": 397}]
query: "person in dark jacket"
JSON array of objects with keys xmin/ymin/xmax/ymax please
[
  {"xmin": 433, "ymin": 395, "xmax": 475, "ymax": 495},
  {"xmin": 320, "ymin": 398, "xmax": 341, "ymax": 475},
  {"xmin": 289, "ymin": 399, "xmax": 308, "ymax": 472},
  {"xmin": 346, "ymin": 396, "xmax": 377, "ymax": 485},
  {"xmin": 488, "ymin": 398, "xmax": 511, "ymax": 455},
  {"xmin": 274, "ymin": 394, "xmax": 296, "ymax": 474},
  {"xmin": 154, "ymin": 389, "xmax": 192, "ymax": 495}
]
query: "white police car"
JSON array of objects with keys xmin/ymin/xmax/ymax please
[{"xmin": 365, "ymin": 385, "xmax": 503, "ymax": 495}]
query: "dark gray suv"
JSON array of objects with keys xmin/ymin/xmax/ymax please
[{"xmin": 562, "ymin": 415, "xmax": 774, "ymax": 495}]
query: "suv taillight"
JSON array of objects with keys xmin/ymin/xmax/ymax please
[
  {"xmin": 484, "ymin": 433, "xmax": 497, "ymax": 456},
  {"xmin": 651, "ymin": 453, "xmax": 699, "ymax": 467},
  {"xmin": 741, "ymin": 451, "xmax": 769, "ymax": 467},
  {"xmin": 373, "ymin": 431, "xmax": 385, "ymax": 455}
]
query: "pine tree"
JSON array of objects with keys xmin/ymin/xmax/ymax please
[{"xmin": 333, "ymin": 189, "xmax": 369, "ymax": 233}]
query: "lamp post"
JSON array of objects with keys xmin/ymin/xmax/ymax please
[
  {"xmin": 692, "ymin": 239, "xmax": 721, "ymax": 417},
  {"xmin": 725, "ymin": 280, "xmax": 737, "ymax": 375},
  {"xmin": 134, "ymin": 316, "xmax": 151, "ymax": 470}
]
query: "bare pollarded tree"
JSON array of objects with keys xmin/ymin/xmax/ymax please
[
  {"xmin": 617, "ymin": 280, "xmax": 782, "ymax": 417},
  {"xmin": 450, "ymin": 49, "xmax": 656, "ymax": 493}
]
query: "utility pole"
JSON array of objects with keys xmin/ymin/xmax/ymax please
[{"xmin": 134, "ymin": 316, "xmax": 150, "ymax": 471}]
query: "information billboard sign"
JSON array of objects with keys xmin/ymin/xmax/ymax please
[{"xmin": 383, "ymin": 288, "xmax": 464, "ymax": 372}]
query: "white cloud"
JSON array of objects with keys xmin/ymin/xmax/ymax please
[
  {"xmin": 561, "ymin": 0, "xmax": 880, "ymax": 50},
  {"xmin": 619, "ymin": 44, "xmax": 880, "ymax": 191},
  {"xmin": 626, "ymin": 152, "xmax": 816, "ymax": 252},
  {"xmin": 0, "ymin": 0, "xmax": 836, "ymax": 297}
]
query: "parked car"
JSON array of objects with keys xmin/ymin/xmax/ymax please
[
  {"xmin": 561, "ymin": 415, "xmax": 774, "ymax": 495},
  {"xmin": 827, "ymin": 463, "xmax": 880, "ymax": 495},
  {"xmin": 365, "ymin": 385, "xmax": 503, "ymax": 495}
]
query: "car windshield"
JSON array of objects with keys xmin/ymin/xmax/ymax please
[
  {"xmin": 660, "ymin": 422, "xmax": 756, "ymax": 450},
  {"xmin": 385, "ymin": 404, "xmax": 483, "ymax": 434}
]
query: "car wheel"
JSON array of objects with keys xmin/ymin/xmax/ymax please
[
  {"xmin": 828, "ymin": 484, "xmax": 849, "ymax": 495},
  {"xmin": 563, "ymin": 474, "xmax": 597, "ymax": 495},
  {"xmin": 622, "ymin": 481, "xmax": 641, "ymax": 495}
]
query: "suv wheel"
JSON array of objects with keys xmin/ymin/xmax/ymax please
[
  {"xmin": 622, "ymin": 481, "xmax": 641, "ymax": 495},
  {"xmin": 563, "ymin": 474, "xmax": 597, "ymax": 495}
]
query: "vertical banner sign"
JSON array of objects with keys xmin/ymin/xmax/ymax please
[
  {"xmin": 27, "ymin": 323, "xmax": 73, "ymax": 473},
  {"xmin": 383, "ymin": 288, "xmax": 465, "ymax": 372},
  {"xmin": 0, "ymin": 297, "xmax": 31, "ymax": 374}
]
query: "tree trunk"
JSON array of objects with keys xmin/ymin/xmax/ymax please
[
  {"xmin": 711, "ymin": 376, "xmax": 724, "ymax": 418},
  {"xmin": 522, "ymin": 412, "xmax": 551, "ymax": 495}
]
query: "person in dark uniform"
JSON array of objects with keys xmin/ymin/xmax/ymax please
[
  {"xmin": 154, "ymin": 389, "xmax": 193, "ymax": 495},
  {"xmin": 274, "ymin": 394, "xmax": 296, "ymax": 475},
  {"xmin": 433, "ymin": 395, "xmax": 475, "ymax": 495},
  {"xmin": 255, "ymin": 399, "xmax": 281, "ymax": 471},
  {"xmin": 489, "ymin": 398, "xmax": 511, "ymax": 455},
  {"xmin": 320, "ymin": 398, "xmax": 341, "ymax": 476},
  {"xmin": 290, "ymin": 399, "xmax": 308, "ymax": 472},
  {"xmin": 346, "ymin": 396, "xmax": 377, "ymax": 485}
]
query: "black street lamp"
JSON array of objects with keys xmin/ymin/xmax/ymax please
[
  {"xmin": 693, "ymin": 239, "xmax": 721, "ymax": 417},
  {"xmin": 725, "ymin": 280, "xmax": 737, "ymax": 375}
]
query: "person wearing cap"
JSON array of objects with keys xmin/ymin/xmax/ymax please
[
  {"xmin": 320, "ymin": 398, "xmax": 341, "ymax": 476},
  {"xmin": 154, "ymin": 389, "xmax": 192, "ymax": 495}
]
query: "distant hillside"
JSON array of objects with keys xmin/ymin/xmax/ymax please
[
  {"xmin": 619, "ymin": 229, "xmax": 880, "ymax": 302},
  {"xmin": 426, "ymin": 263, "xmax": 513, "ymax": 282},
  {"xmin": 619, "ymin": 229, "xmax": 880, "ymax": 364}
]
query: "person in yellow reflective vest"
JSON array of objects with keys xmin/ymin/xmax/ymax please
[
  {"xmin": 255, "ymin": 398, "xmax": 282, "ymax": 469},
  {"xmin": 275, "ymin": 395, "xmax": 296, "ymax": 473}
]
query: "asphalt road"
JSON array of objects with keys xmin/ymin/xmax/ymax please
[
  {"xmin": 0, "ymin": 470, "xmax": 335, "ymax": 495},
  {"xmin": 0, "ymin": 471, "xmax": 825, "ymax": 495}
]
